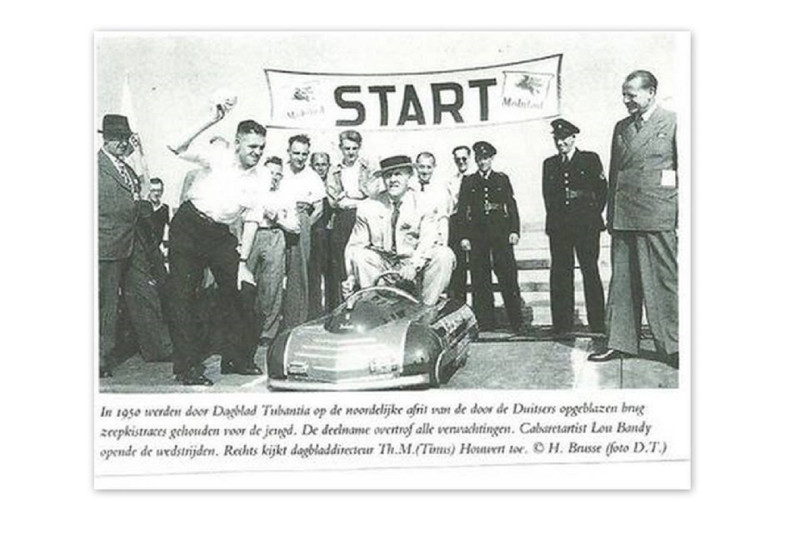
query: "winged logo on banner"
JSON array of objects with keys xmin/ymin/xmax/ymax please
[
  {"xmin": 515, "ymin": 74, "xmax": 546, "ymax": 97},
  {"xmin": 293, "ymin": 85, "xmax": 315, "ymax": 101}
]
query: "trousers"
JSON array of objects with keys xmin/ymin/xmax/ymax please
[
  {"xmin": 606, "ymin": 230, "xmax": 678, "ymax": 355},
  {"xmin": 548, "ymin": 228, "xmax": 605, "ymax": 333},
  {"xmin": 247, "ymin": 228, "xmax": 285, "ymax": 341},
  {"xmin": 167, "ymin": 202, "xmax": 257, "ymax": 377},
  {"xmin": 308, "ymin": 218, "xmax": 336, "ymax": 317},
  {"xmin": 447, "ymin": 215, "xmax": 468, "ymax": 303},
  {"xmin": 282, "ymin": 210, "xmax": 312, "ymax": 329},
  {"xmin": 469, "ymin": 236, "xmax": 523, "ymax": 330},
  {"xmin": 328, "ymin": 207, "xmax": 357, "ymax": 309},
  {"xmin": 346, "ymin": 246, "xmax": 455, "ymax": 305}
]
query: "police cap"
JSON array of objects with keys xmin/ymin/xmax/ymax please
[
  {"xmin": 472, "ymin": 141, "xmax": 497, "ymax": 159},
  {"xmin": 551, "ymin": 118, "xmax": 580, "ymax": 140}
]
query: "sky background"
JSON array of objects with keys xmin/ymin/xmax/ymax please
[{"xmin": 96, "ymin": 32, "xmax": 681, "ymax": 230}]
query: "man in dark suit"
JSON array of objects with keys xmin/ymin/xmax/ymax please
[
  {"xmin": 98, "ymin": 115, "xmax": 174, "ymax": 376},
  {"xmin": 542, "ymin": 119, "xmax": 607, "ymax": 335},
  {"xmin": 457, "ymin": 141, "xmax": 524, "ymax": 333},
  {"xmin": 590, "ymin": 70, "xmax": 679, "ymax": 362},
  {"xmin": 97, "ymin": 115, "xmax": 140, "ymax": 378}
]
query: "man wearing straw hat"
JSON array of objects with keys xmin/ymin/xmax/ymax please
[{"xmin": 344, "ymin": 155, "xmax": 454, "ymax": 306}]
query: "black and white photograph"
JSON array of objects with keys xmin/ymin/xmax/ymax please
[
  {"xmin": 92, "ymin": 31, "xmax": 690, "ymax": 490},
  {"xmin": 96, "ymin": 32, "xmax": 686, "ymax": 394}
]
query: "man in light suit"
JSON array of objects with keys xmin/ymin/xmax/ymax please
[
  {"xmin": 344, "ymin": 155, "xmax": 454, "ymax": 306},
  {"xmin": 590, "ymin": 70, "xmax": 679, "ymax": 362}
]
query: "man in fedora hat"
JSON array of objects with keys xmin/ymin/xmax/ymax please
[
  {"xmin": 542, "ymin": 118, "xmax": 608, "ymax": 336},
  {"xmin": 457, "ymin": 141, "xmax": 524, "ymax": 333},
  {"xmin": 97, "ymin": 114, "xmax": 138, "ymax": 378},
  {"xmin": 97, "ymin": 114, "xmax": 173, "ymax": 376},
  {"xmin": 344, "ymin": 155, "xmax": 454, "ymax": 305}
]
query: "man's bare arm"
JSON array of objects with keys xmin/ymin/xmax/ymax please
[{"xmin": 168, "ymin": 103, "xmax": 232, "ymax": 155}]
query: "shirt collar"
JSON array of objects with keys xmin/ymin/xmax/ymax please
[
  {"xmin": 562, "ymin": 146, "xmax": 577, "ymax": 162},
  {"xmin": 101, "ymin": 147, "xmax": 125, "ymax": 168},
  {"xmin": 640, "ymin": 103, "xmax": 658, "ymax": 122}
]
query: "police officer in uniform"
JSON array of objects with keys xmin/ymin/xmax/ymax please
[
  {"xmin": 542, "ymin": 119, "xmax": 608, "ymax": 335},
  {"xmin": 457, "ymin": 141, "xmax": 524, "ymax": 333}
]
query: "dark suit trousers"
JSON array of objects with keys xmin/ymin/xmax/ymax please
[
  {"xmin": 607, "ymin": 230, "xmax": 678, "ymax": 355},
  {"xmin": 447, "ymin": 216, "xmax": 467, "ymax": 303},
  {"xmin": 99, "ymin": 260, "xmax": 124, "ymax": 369},
  {"xmin": 168, "ymin": 203, "xmax": 256, "ymax": 377},
  {"xmin": 121, "ymin": 232, "xmax": 173, "ymax": 362},
  {"xmin": 548, "ymin": 229, "xmax": 605, "ymax": 333},
  {"xmin": 308, "ymin": 220, "xmax": 335, "ymax": 318},
  {"xmin": 469, "ymin": 236, "xmax": 523, "ymax": 330},
  {"xmin": 328, "ymin": 207, "xmax": 357, "ymax": 309}
]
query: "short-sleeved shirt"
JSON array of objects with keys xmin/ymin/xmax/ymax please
[
  {"xmin": 179, "ymin": 144, "xmax": 262, "ymax": 225},
  {"xmin": 279, "ymin": 164, "xmax": 326, "ymax": 205}
]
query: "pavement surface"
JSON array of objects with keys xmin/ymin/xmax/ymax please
[{"xmin": 99, "ymin": 333, "xmax": 678, "ymax": 393}]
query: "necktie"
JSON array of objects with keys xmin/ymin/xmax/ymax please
[
  {"xmin": 562, "ymin": 155, "xmax": 568, "ymax": 165},
  {"xmin": 420, "ymin": 182, "xmax": 427, "ymax": 192},
  {"xmin": 391, "ymin": 201, "xmax": 401, "ymax": 253},
  {"xmin": 634, "ymin": 116, "xmax": 643, "ymax": 133},
  {"xmin": 115, "ymin": 159, "xmax": 133, "ymax": 189}
]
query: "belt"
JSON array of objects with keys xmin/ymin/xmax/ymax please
[
  {"xmin": 483, "ymin": 201, "xmax": 507, "ymax": 215},
  {"xmin": 185, "ymin": 200, "xmax": 225, "ymax": 227},
  {"xmin": 565, "ymin": 190, "xmax": 594, "ymax": 200},
  {"xmin": 297, "ymin": 201, "xmax": 314, "ymax": 215}
]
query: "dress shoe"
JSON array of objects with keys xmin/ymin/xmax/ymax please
[
  {"xmin": 176, "ymin": 373, "xmax": 213, "ymax": 386},
  {"xmin": 99, "ymin": 367, "xmax": 112, "ymax": 378},
  {"xmin": 221, "ymin": 361, "xmax": 263, "ymax": 375},
  {"xmin": 587, "ymin": 349, "xmax": 625, "ymax": 362}
]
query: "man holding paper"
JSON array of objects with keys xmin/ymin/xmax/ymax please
[{"xmin": 590, "ymin": 70, "xmax": 679, "ymax": 362}]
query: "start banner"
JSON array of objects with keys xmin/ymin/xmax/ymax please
[{"xmin": 264, "ymin": 55, "xmax": 562, "ymax": 130}]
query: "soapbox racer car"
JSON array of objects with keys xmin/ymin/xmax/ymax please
[{"xmin": 267, "ymin": 272, "xmax": 478, "ymax": 391}]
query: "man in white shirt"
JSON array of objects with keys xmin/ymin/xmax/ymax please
[
  {"xmin": 246, "ymin": 156, "xmax": 298, "ymax": 346},
  {"xmin": 448, "ymin": 145, "xmax": 472, "ymax": 302},
  {"xmin": 279, "ymin": 134, "xmax": 326, "ymax": 329},
  {"xmin": 413, "ymin": 151, "xmax": 451, "ymax": 244},
  {"xmin": 167, "ymin": 106, "xmax": 265, "ymax": 385}
]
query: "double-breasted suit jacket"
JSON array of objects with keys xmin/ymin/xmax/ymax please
[
  {"xmin": 606, "ymin": 105, "xmax": 679, "ymax": 356},
  {"xmin": 608, "ymin": 106, "xmax": 677, "ymax": 232}
]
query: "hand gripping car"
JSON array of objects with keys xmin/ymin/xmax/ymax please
[{"xmin": 267, "ymin": 272, "xmax": 478, "ymax": 391}]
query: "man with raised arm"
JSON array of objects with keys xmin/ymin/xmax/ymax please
[{"xmin": 167, "ymin": 102, "xmax": 265, "ymax": 385}]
